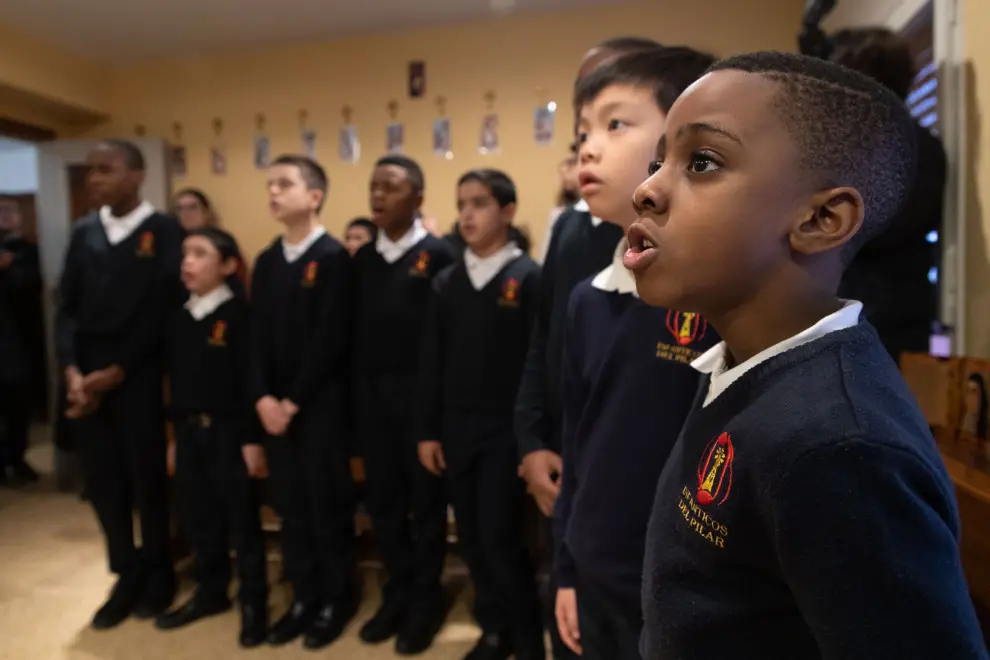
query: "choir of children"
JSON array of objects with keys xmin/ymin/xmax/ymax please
[{"xmin": 51, "ymin": 38, "xmax": 988, "ymax": 660}]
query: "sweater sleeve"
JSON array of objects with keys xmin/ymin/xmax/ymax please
[
  {"xmin": 55, "ymin": 226, "xmax": 84, "ymax": 370},
  {"xmin": 247, "ymin": 254, "xmax": 273, "ymax": 404},
  {"xmin": 231, "ymin": 306, "xmax": 256, "ymax": 446},
  {"xmin": 514, "ymin": 220, "xmax": 563, "ymax": 458},
  {"xmin": 765, "ymin": 438, "xmax": 988, "ymax": 660},
  {"xmin": 287, "ymin": 250, "xmax": 353, "ymax": 407},
  {"xmin": 414, "ymin": 275, "xmax": 445, "ymax": 442},
  {"xmin": 116, "ymin": 218, "xmax": 183, "ymax": 374},
  {"xmin": 552, "ymin": 288, "xmax": 585, "ymax": 589}
]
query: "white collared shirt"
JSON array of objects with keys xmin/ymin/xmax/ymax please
[
  {"xmin": 377, "ymin": 218, "xmax": 428, "ymax": 264},
  {"xmin": 464, "ymin": 242, "xmax": 523, "ymax": 291},
  {"xmin": 100, "ymin": 200, "xmax": 155, "ymax": 246},
  {"xmin": 573, "ymin": 198, "xmax": 603, "ymax": 227},
  {"xmin": 184, "ymin": 283, "xmax": 234, "ymax": 321},
  {"xmin": 591, "ymin": 238, "xmax": 638, "ymax": 297},
  {"xmin": 282, "ymin": 225, "xmax": 326, "ymax": 263},
  {"xmin": 692, "ymin": 300, "xmax": 864, "ymax": 407}
]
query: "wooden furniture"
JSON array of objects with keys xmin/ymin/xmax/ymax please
[{"xmin": 941, "ymin": 453, "xmax": 990, "ymax": 610}]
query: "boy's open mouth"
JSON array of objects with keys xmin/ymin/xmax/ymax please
[{"xmin": 623, "ymin": 222, "xmax": 659, "ymax": 272}]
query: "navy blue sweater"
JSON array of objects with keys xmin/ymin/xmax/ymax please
[
  {"xmin": 554, "ymin": 279, "xmax": 718, "ymax": 604},
  {"xmin": 642, "ymin": 321, "xmax": 987, "ymax": 660}
]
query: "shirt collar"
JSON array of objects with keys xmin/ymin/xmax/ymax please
[
  {"xmin": 376, "ymin": 218, "xmax": 428, "ymax": 264},
  {"xmin": 591, "ymin": 238, "xmax": 638, "ymax": 297},
  {"xmin": 184, "ymin": 283, "xmax": 234, "ymax": 321},
  {"xmin": 464, "ymin": 241, "xmax": 523, "ymax": 290},
  {"xmin": 99, "ymin": 200, "xmax": 155, "ymax": 245},
  {"xmin": 692, "ymin": 300, "xmax": 864, "ymax": 406},
  {"xmin": 281, "ymin": 225, "xmax": 326, "ymax": 263},
  {"xmin": 573, "ymin": 199, "xmax": 603, "ymax": 227}
]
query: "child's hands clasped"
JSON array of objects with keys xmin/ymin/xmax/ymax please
[
  {"xmin": 242, "ymin": 443, "xmax": 268, "ymax": 478},
  {"xmin": 417, "ymin": 440, "xmax": 446, "ymax": 476},
  {"xmin": 256, "ymin": 395, "xmax": 289, "ymax": 436}
]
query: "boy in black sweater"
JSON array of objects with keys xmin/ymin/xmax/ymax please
[
  {"xmin": 248, "ymin": 155, "xmax": 356, "ymax": 650},
  {"xmin": 55, "ymin": 140, "xmax": 182, "ymax": 629},
  {"xmin": 155, "ymin": 227, "xmax": 268, "ymax": 647},
  {"xmin": 627, "ymin": 52, "xmax": 987, "ymax": 659},
  {"xmin": 417, "ymin": 169, "xmax": 544, "ymax": 660},
  {"xmin": 353, "ymin": 155, "xmax": 455, "ymax": 655},
  {"xmin": 552, "ymin": 47, "xmax": 716, "ymax": 660}
]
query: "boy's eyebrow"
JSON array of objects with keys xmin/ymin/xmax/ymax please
[{"xmin": 676, "ymin": 121, "xmax": 743, "ymax": 145}]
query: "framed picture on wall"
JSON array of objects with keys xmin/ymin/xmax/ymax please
[
  {"xmin": 534, "ymin": 104, "xmax": 555, "ymax": 145},
  {"xmin": 386, "ymin": 123, "xmax": 404, "ymax": 155},
  {"xmin": 433, "ymin": 118, "xmax": 451, "ymax": 157},
  {"xmin": 409, "ymin": 61, "xmax": 426, "ymax": 99},
  {"xmin": 480, "ymin": 114, "xmax": 499, "ymax": 154}
]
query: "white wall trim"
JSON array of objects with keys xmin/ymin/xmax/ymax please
[{"xmin": 887, "ymin": 0, "xmax": 932, "ymax": 29}]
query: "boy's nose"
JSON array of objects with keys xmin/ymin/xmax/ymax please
[{"xmin": 633, "ymin": 177, "xmax": 667, "ymax": 216}]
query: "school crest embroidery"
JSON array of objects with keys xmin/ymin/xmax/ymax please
[
  {"xmin": 208, "ymin": 320, "xmax": 227, "ymax": 347},
  {"xmin": 498, "ymin": 277, "xmax": 520, "ymax": 308},
  {"xmin": 410, "ymin": 250, "xmax": 431, "ymax": 276},
  {"xmin": 302, "ymin": 260, "xmax": 318, "ymax": 287},
  {"xmin": 696, "ymin": 432, "xmax": 734, "ymax": 507},
  {"xmin": 666, "ymin": 309, "xmax": 707, "ymax": 346},
  {"xmin": 136, "ymin": 231, "xmax": 155, "ymax": 257}
]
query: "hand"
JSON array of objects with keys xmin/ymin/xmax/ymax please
[
  {"xmin": 256, "ymin": 396, "xmax": 289, "ymax": 436},
  {"xmin": 279, "ymin": 399, "xmax": 299, "ymax": 419},
  {"xmin": 65, "ymin": 367, "xmax": 87, "ymax": 405},
  {"xmin": 0, "ymin": 251, "xmax": 13, "ymax": 269},
  {"xmin": 518, "ymin": 449, "xmax": 563, "ymax": 517},
  {"xmin": 417, "ymin": 440, "xmax": 446, "ymax": 476},
  {"xmin": 83, "ymin": 365, "xmax": 125, "ymax": 394},
  {"xmin": 555, "ymin": 588, "xmax": 582, "ymax": 655},
  {"xmin": 66, "ymin": 392, "xmax": 101, "ymax": 419},
  {"xmin": 242, "ymin": 443, "xmax": 268, "ymax": 478},
  {"xmin": 166, "ymin": 440, "xmax": 176, "ymax": 475}
]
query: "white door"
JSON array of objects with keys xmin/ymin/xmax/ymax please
[{"xmin": 34, "ymin": 138, "xmax": 170, "ymax": 413}]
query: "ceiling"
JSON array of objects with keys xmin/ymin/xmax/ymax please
[{"xmin": 0, "ymin": 0, "xmax": 619, "ymax": 61}]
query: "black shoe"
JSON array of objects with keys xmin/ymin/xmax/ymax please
[
  {"xmin": 133, "ymin": 571, "xmax": 176, "ymax": 619},
  {"xmin": 91, "ymin": 575, "xmax": 142, "ymax": 630},
  {"xmin": 9, "ymin": 460, "xmax": 39, "ymax": 485},
  {"xmin": 302, "ymin": 598, "xmax": 358, "ymax": 650},
  {"xmin": 463, "ymin": 633, "xmax": 513, "ymax": 660},
  {"xmin": 359, "ymin": 598, "xmax": 406, "ymax": 644},
  {"xmin": 154, "ymin": 595, "xmax": 231, "ymax": 630},
  {"xmin": 266, "ymin": 601, "xmax": 316, "ymax": 646},
  {"xmin": 395, "ymin": 596, "xmax": 446, "ymax": 655},
  {"xmin": 239, "ymin": 603, "xmax": 269, "ymax": 648}
]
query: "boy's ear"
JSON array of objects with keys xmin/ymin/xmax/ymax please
[
  {"xmin": 790, "ymin": 186, "xmax": 864, "ymax": 256},
  {"xmin": 220, "ymin": 257, "xmax": 239, "ymax": 277},
  {"xmin": 309, "ymin": 188, "xmax": 325, "ymax": 212},
  {"xmin": 501, "ymin": 202, "xmax": 517, "ymax": 224}
]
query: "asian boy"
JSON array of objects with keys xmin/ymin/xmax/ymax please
[
  {"xmin": 155, "ymin": 227, "xmax": 268, "ymax": 648},
  {"xmin": 55, "ymin": 140, "xmax": 183, "ymax": 629},
  {"xmin": 627, "ymin": 51, "xmax": 987, "ymax": 659},
  {"xmin": 353, "ymin": 155, "xmax": 455, "ymax": 655},
  {"xmin": 416, "ymin": 169, "xmax": 544, "ymax": 660},
  {"xmin": 551, "ymin": 47, "xmax": 717, "ymax": 660},
  {"xmin": 249, "ymin": 155, "xmax": 356, "ymax": 650}
]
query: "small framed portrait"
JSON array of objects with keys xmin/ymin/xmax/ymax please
[{"xmin": 386, "ymin": 123, "xmax": 404, "ymax": 155}]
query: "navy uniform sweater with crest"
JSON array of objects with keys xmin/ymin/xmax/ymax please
[
  {"xmin": 554, "ymin": 278, "xmax": 719, "ymax": 605},
  {"xmin": 642, "ymin": 321, "xmax": 988, "ymax": 660},
  {"xmin": 56, "ymin": 210, "xmax": 182, "ymax": 373},
  {"xmin": 352, "ymin": 234, "xmax": 455, "ymax": 375},
  {"xmin": 247, "ymin": 233, "xmax": 351, "ymax": 408},
  {"xmin": 416, "ymin": 253, "xmax": 540, "ymax": 449},
  {"xmin": 167, "ymin": 296, "xmax": 253, "ymax": 444}
]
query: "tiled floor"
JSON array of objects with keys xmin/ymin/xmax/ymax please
[{"xmin": 0, "ymin": 441, "xmax": 493, "ymax": 660}]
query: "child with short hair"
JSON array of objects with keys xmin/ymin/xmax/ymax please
[
  {"xmin": 628, "ymin": 51, "xmax": 986, "ymax": 659},
  {"xmin": 344, "ymin": 217, "xmax": 377, "ymax": 257},
  {"xmin": 416, "ymin": 169, "xmax": 544, "ymax": 660},
  {"xmin": 249, "ymin": 154, "xmax": 356, "ymax": 650},
  {"xmin": 552, "ymin": 47, "xmax": 717, "ymax": 660},
  {"xmin": 155, "ymin": 227, "xmax": 268, "ymax": 648},
  {"xmin": 55, "ymin": 140, "xmax": 183, "ymax": 629},
  {"xmin": 353, "ymin": 155, "xmax": 455, "ymax": 655}
]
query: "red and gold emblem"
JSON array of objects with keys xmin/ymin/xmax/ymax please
[
  {"xmin": 208, "ymin": 320, "xmax": 227, "ymax": 347},
  {"xmin": 414, "ymin": 250, "xmax": 430, "ymax": 273},
  {"xmin": 696, "ymin": 432, "xmax": 734, "ymax": 507},
  {"xmin": 302, "ymin": 260, "xmax": 318, "ymax": 287},
  {"xmin": 503, "ymin": 278, "xmax": 519, "ymax": 302},
  {"xmin": 136, "ymin": 231, "xmax": 155, "ymax": 257},
  {"xmin": 666, "ymin": 309, "xmax": 707, "ymax": 346}
]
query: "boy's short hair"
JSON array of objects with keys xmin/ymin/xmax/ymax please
[
  {"xmin": 708, "ymin": 51, "xmax": 918, "ymax": 258},
  {"xmin": 187, "ymin": 226, "xmax": 243, "ymax": 264},
  {"xmin": 457, "ymin": 168, "xmax": 517, "ymax": 208},
  {"xmin": 100, "ymin": 139, "xmax": 145, "ymax": 171},
  {"xmin": 829, "ymin": 28, "xmax": 915, "ymax": 101},
  {"xmin": 375, "ymin": 155, "xmax": 425, "ymax": 194},
  {"xmin": 348, "ymin": 217, "xmax": 378, "ymax": 235},
  {"xmin": 574, "ymin": 46, "xmax": 717, "ymax": 114},
  {"xmin": 271, "ymin": 154, "xmax": 329, "ymax": 211},
  {"xmin": 595, "ymin": 36, "xmax": 663, "ymax": 53}
]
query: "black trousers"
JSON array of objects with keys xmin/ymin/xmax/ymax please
[
  {"xmin": 264, "ymin": 395, "xmax": 354, "ymax": 605},
  {"xmin": 75, "ymin": 364, "xmax": 171, "ymax": 579},
  {"xmin": 445, "ymin": 424, "xmax": 543, "ymax": 651},
  {"xmin": 174, "ymin": 416, "xmax": 267, "ymax": 607},
  {"xmin": 576, "ymin": 575, "xmax": 642, "ymax": 660},
  {"xmin": 0, "ymin": 382, "xmax": 29, "ymax": 467},
  {"xmin": 358, "ymin": 373, "xmax": 446, "ymax": 604}
]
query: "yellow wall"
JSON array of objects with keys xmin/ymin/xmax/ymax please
[
  {"xmin": 965, "ymin": 0, "xmax": 990, "ymax": 355},
  {"xmin": 91, "ymin": 0, "xmax": 802, "ymax": 261}
]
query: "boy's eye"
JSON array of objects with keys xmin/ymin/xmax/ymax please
[
  {"xmin": 607, "ymin": 119, "xmax": 626, "ymax": 131},
  {"xmin": 648, "ymin": 160, "xmax": 663, "ymax": 176},
  {"xmin": 577, "ymin": 132, "xmax": 588, "ymax": 144},
  {"xmin": 688, "ymin": 152, "xmax": 721, "ymax": 174}
]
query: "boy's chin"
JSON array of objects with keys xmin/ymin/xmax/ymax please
[{"xmin": 634, "ymin": 276, "xmax": 684, "ymax": 310}]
